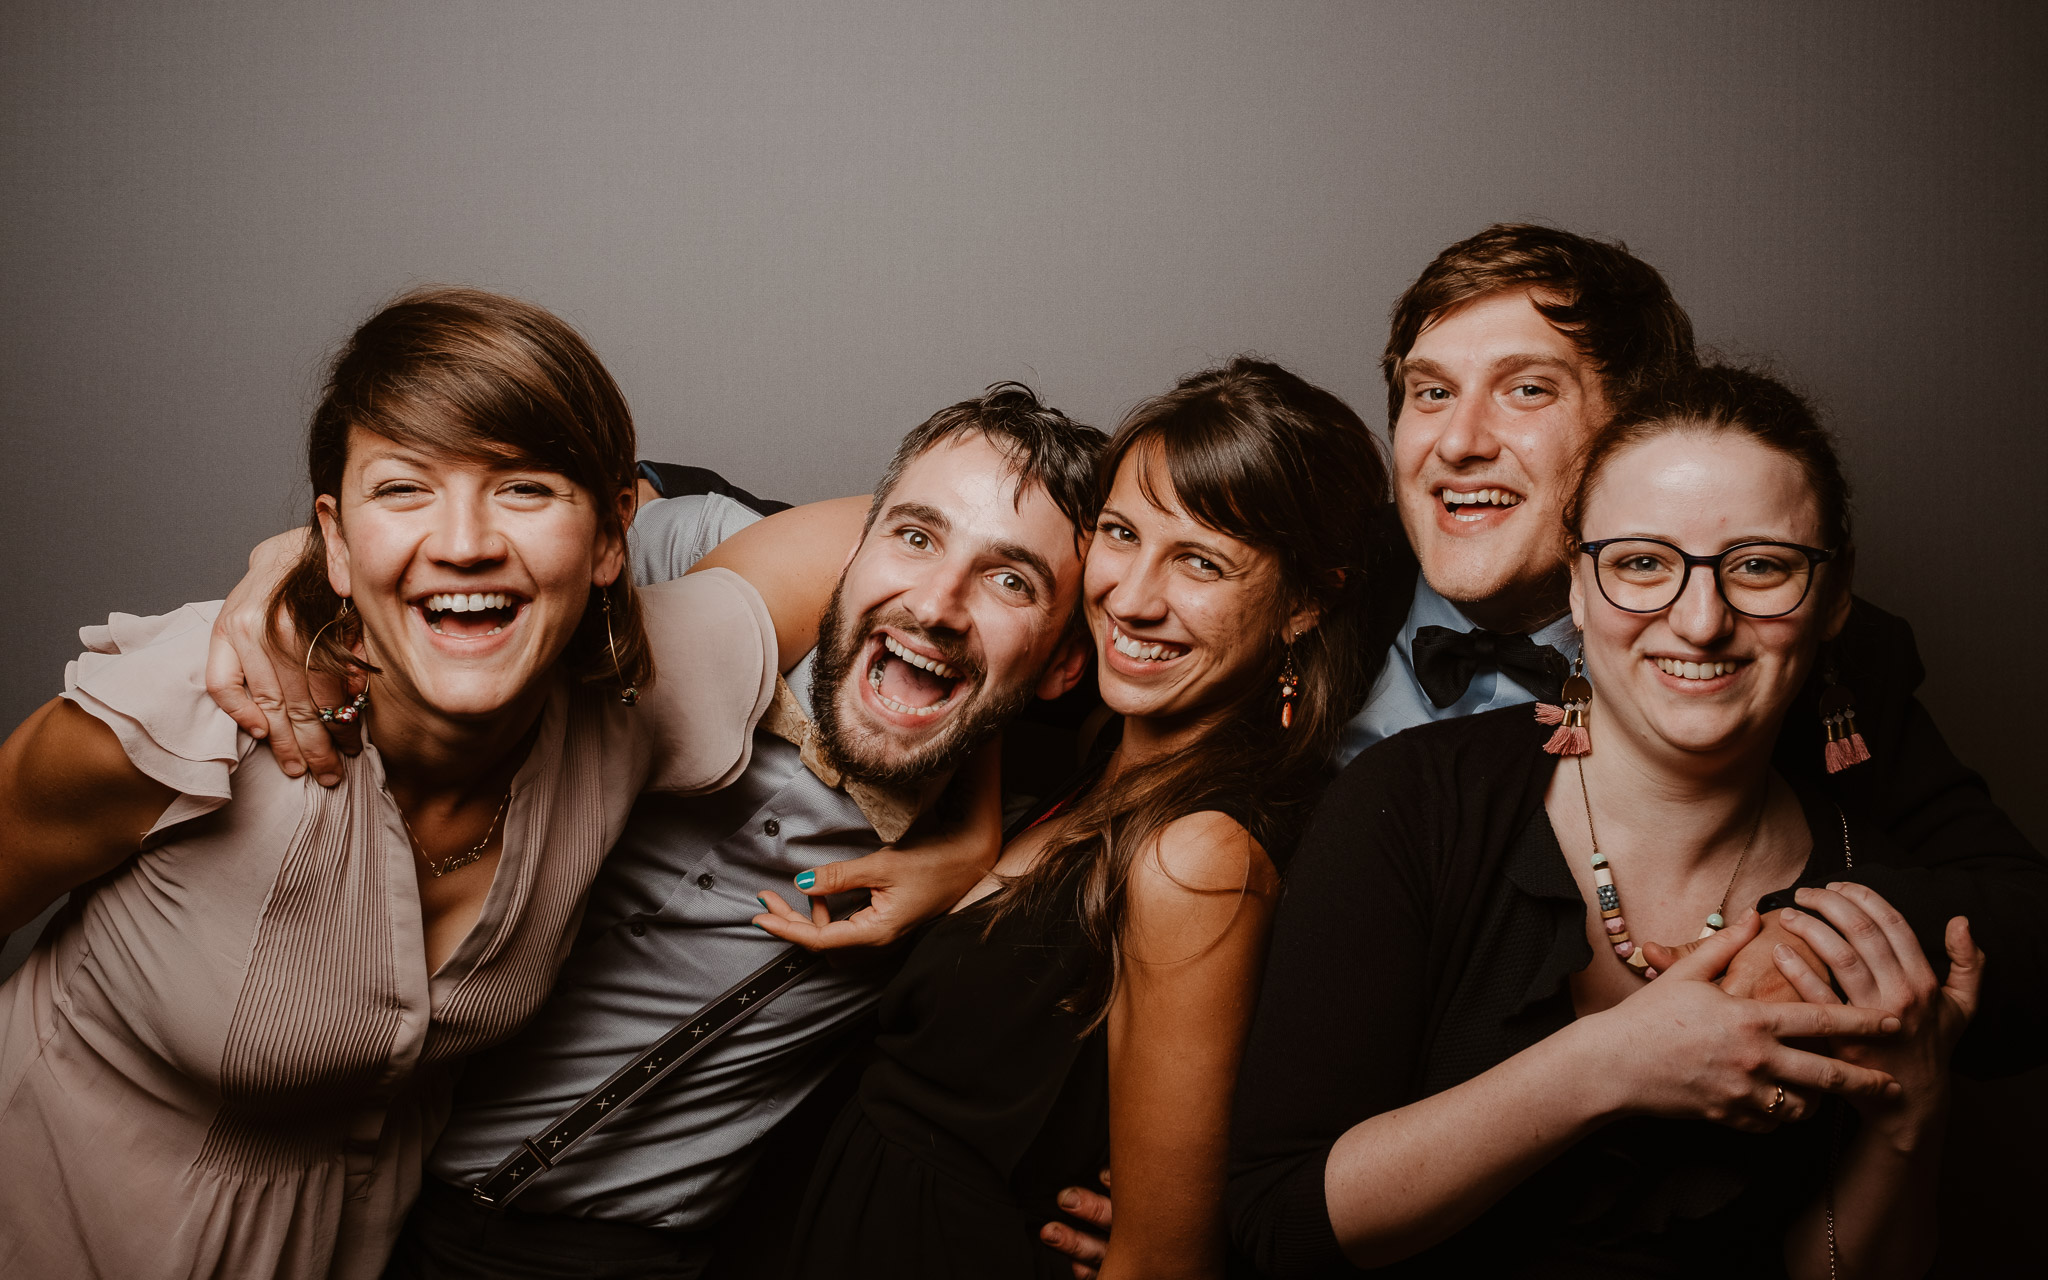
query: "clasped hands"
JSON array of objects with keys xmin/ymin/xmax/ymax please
[
  {"xmin": 1029, "ymin": 891, "xmax": 1985, "ymax": 1280},
  {"xmin": 1589, "ymin": 891, "xmax": 1980, "ymax": 1151},
  {"xmin": 205, "ymin": 548, "xmax": 1976, "ymax": 1278}
]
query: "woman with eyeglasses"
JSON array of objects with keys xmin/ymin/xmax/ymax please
[{"xmin": 1227, "ymin": 365, "xmax": 1981, "ymax": 1279}]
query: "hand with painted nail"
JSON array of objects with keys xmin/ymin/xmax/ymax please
[
  {"xmin": 205, "ymin": 527, "xmax": 360, "ymax": 785},
  {"xmin": 753, "ymin": 744, "xmax": 1003, "ymax": 950},
  {"xmin": 1040, "ymin": 1168, "xmax": 1111, "ymax": 1279},
  {"xmin": 1772, "ymin": 885, "xmax": 1983, "ymax": 1136}
]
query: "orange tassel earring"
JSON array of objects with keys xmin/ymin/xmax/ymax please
[
  {"xmin": 1278, "ymin": 642, "xmax": 1299, "ymax": 730},
  {"xmin": 1535, "ymin": 657, "xmax": 1592, "ymax": 756}
]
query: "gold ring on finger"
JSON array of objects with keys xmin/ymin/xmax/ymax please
[{"xmin": 1764, "ymin": 1085, "xmax": 1785, "ymax": 1116}]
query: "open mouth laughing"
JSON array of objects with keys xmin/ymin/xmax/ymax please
[
  {"xmin": 1439, "ymin": 486, "xmax": 1524, "ymax": 523},
  {"xmin": 417, "ymin": 590, "xmax": 527, "ymax": 639},
  {"xmin": 865, "ymin": 632, "xmax": 971, "ymax": 718}
]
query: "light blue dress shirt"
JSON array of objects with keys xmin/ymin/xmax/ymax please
[{"xmin": 1335, "ymin": 576, "xmax": 1581, "ymax": 768}]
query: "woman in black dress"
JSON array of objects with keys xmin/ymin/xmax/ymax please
[
  {"xmin": 1227, "ymin": 365, "xmax": 1984, "ymax": 1278},
  {"xmin": 758, "ymin": 356, "xmax": 1389, "ymax": 1279}
]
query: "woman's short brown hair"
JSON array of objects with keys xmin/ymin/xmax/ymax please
[
  {"xmin": 1564, "ymin": 362, "xmax": 1854, "ymax": 555},
  {"xmin": 273, "ymin": 285, "xmax": 651, "ymax": 697}
]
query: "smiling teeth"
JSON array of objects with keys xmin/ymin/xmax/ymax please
[
  {"xmin": 883, "ymin": 634, "xmax": 960, "ymax": 679},
  {"xmin": 1656, "ymin": 658, "xmax": 1743, "ymax": 681},
  {"xmin": 1112, "ymin": 626, "xmax": 1186, "ymax": 662},
  {"xmin": 425, "ymin": 592, "xmax": 513, "ymax": 613},
  {"xmin": 1442, "ymin": 488, "xmax": 1521, "ymax": 523},
  {"xmin": 1441, "ymin": 488, "xmax": 1521, "ymax": 507}
]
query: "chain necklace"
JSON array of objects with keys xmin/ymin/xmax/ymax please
[
  {"xmin": 1575, "ymin": 757, "xmax": 1763, "ymax": 974},
  {"xmin": 400, "ymin": 791, "xmax": 511, "ymax": 879}
]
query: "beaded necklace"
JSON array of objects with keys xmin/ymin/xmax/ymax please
[{"xmin": 1575, "ymin": 757, "xmax": 1762, "ymax": 974}]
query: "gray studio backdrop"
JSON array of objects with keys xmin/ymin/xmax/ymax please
[
  {"xmin": 4, "ymin": 4, "xmax": 2045, "ymax": 1272},
  {"xmin": 5, "ymin": 6, "xmax": 2042, "ymax": 834}
]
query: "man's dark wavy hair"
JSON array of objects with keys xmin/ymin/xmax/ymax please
[{"xmin": 867, "ymin": 382, "xmax": 1107, "ymax": 547}]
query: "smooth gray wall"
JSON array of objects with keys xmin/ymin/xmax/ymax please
[{"xmin": 5, "ymin": 0, "xmax": 2042, "ymax": 854}]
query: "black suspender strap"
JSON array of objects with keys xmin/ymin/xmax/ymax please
[{"xmin": 470, "ymin": 943, "xmax": 820, "ymax": 1209}]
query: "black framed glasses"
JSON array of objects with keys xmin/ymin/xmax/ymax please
[{"xmin": 1579, "ymin": 538, "xmax": 1837, "ymax": 619}]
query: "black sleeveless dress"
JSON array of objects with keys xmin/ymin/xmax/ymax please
[{"xmin": 784, "ymin": 856, "xmax": 1110, "ymax": 1280}]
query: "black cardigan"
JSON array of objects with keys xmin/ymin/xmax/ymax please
[
  {"xmin": 1354, "ymin": 507, "xmax": 2047, "ymax": 1076},
  {"xmin": 1228, "ymin": 709, "xmax": 1893, "ymax": 1277}
]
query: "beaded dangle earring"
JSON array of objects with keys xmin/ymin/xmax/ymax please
[
  {"xmin": 1277, "ymin": 640, "xmax": 1300, "ymax": 730},
  {"xmin": 305, "ymin": 600, "xmax": 369, "ymax": 726},
  {"xmin": 1534, "ymin": 655, "xmax": 1592, "ymax": 756},
  {"xmin": 605, "ymin": 592, "xmax": 638, "ymax": 706},
  {"xmin": 1818, "ymin": 657, "xmax": 1869, "ymax": 774}
]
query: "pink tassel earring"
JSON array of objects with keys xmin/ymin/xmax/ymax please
[
  {"xmin": 1819, "ymin": 662, "xmax": 1869, "ymax": 774},
  {"xmin": 1535, "ymin": 657, "xmax": 1593, "ymax": 756}
]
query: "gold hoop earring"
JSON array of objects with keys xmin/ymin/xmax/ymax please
[
  {"xmin": 605, "ymin": 592, "xmax": 638, "ymax": 706},
  {"xmin": 305, "ymin": 600, "xmax": 369, "ymax": 726}
]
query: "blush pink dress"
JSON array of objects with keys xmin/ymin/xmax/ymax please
[{"xmin": 0, "ymin": 570, "xmax": 777, "ymax": 1279}]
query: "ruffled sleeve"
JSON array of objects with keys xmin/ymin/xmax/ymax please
[
  {"xmin": 632, "ymin": 568, "xmax": 779, "ymax": 794},
  {"xmin": 61, "ymin": 600, "xmax": 257, "ymax": 835}
]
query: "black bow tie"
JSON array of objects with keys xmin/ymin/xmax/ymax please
[{"xmin": 1411, "ymin": 625, "xmax": 1568, "ymax": 709}]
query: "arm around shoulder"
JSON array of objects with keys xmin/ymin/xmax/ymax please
[
  {"xmin": 634, "ymin": 569, "xmax": 782, "ymax": 796},
  {"xmin": 0, "ymin": 698, "xmax": 174, "ymax": 934},
  {"xmin": 689, "ymin": 494, "xmax": 869, "ymax": 671}
]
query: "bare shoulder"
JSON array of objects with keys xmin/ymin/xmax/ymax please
[
  {"xmin": 1139, "ymin": 809, "xmax": 1280, "ymax": 897},
  {"xmin": 1122, "ymin": 810, "xmax": 1280, "ymax": 965},
  {"xmin": 1, "ymin": 698, "xmax": 176, "ymax": 933},
  {"xmin": 4, "ymin": 698, "xmax": 168, "ymax": 814}
]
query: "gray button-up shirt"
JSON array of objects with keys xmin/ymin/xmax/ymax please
[{"xmin": 424, "ymin": 495, "xmax": 897, "ymax": 1228}]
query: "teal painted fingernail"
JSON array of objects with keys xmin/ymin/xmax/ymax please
[
  {"xmin": 795, "ymin": 871, "xmax": 816, "ymax": 891},
  {"xmin": 756, "ymin": 895, "xmax": 767, "ymax": 907},
  {"xmin": 751, "ymin": 921, "xmax": 766, "ymax": 932}
]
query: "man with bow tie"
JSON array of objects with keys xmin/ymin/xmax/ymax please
[{"xmin": 1335, "ymin": 224, "xmax": 2044, "ymax": 1047}]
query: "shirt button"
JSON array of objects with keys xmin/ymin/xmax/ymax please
[
  {"xmin": 763, "ymin": 819, "xmax": 781, "ymax": 837},
  {"xmin": 696, "ymin": 872, "xmax": 716, "ymax": 890},
  {"xmin": 628, "ymin": 922, "xmax": 646, "ymax": 937}
]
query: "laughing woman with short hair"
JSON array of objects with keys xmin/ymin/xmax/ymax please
[{"xmin": 0, "ymin": 288, "xmax": 789, "ymax": 1278}]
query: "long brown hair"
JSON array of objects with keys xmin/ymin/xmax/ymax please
[
  {"xmin": 990, "ymin": 356, "xmax": 1389, "ymax": 1026},
  {"xmin": 271, "ymin": 285, "xmax": 651, "ymax": 696}
]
